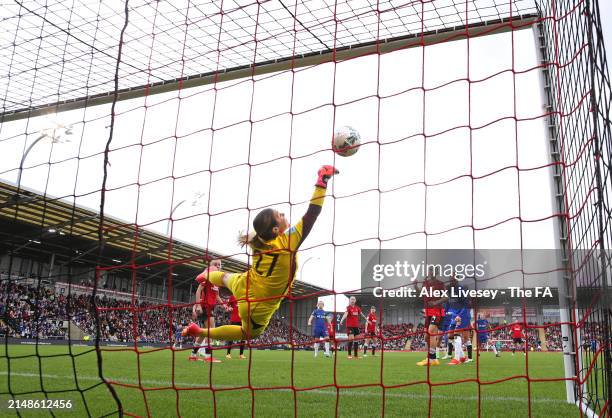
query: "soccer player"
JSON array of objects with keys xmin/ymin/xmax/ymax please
[
  {"xmin": 173, "ymin": 321, "xmax": 184, "ymax": 349},
  {"xmin": 308, "ymin": 300, "xmax": 331, "ymax": 357},
  {"xmin": 510, "ymin": 322, "xmax": 526, "ymax": 355},
  {"xmin": 446, "ymin": 315, "xmax": 466, "ymax": 365},
  {"xmin": 363, "ymin": 306, "xmax": 378, "ymax": 357},
  {"xmin": 190, "ymin": 259, "xmax": 225, "ymax": 363},
  {"xmin": 495, "ymin": 339, "xmax": 502, "ymax": 354},
  {"xmin": 475, "ymin": 315, "xmax": 499, "ymax": 357},
  {"xmin": 339, "ymin": 296, "xmax": 368, "ymax": 359},
  {"xmin": 415, "ymin": 269, "xmax": 447, "ymax": 366},
  {"xmin": 444, "ymin": 276, "xmax": 473, "ymax": 365},
  {"xmin": 183, "ymin": 166, "xmax": 338, "ymax": 343},
  {"xmin": 326, "ymin": 314, "xmax": 336, "ymax": 346},
  {"xmin": 225, "ymin": 294, "xmax": 246, "ymax": 359}
]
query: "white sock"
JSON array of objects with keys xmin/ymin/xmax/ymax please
[
  {"xmin": 492, "ymin": 344, "xmax": 498, "ymax": 354},
  {"xmin": 314, "ymin": 343, "xmax": 319, "ymax": 356},
  {"xmin": 200, "ymin": 339, "xmax": 211, "ymax": 357},
  {"xmin": 324, "ymin": 341, "xmax": 330, "ymax": 355},
  {"xmin": 454, "ymin": 336, "xmax": 463, "ymax": 360},
  {"xmin": 192, "ymin": 341, "xmax": 201, "ymax": 355}
]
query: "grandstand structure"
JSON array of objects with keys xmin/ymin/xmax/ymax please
[
  {"xmin": 1, "ymin": 0, "xmax": 611, "ymax": 417},
  {"xmin": 0, "ymin": 179, "xmax": 323, "ymax": 329}
]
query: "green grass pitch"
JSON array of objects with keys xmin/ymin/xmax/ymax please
[{"xmin": 0, "ymin": 345, "xmax": 579, "ymax": 417}]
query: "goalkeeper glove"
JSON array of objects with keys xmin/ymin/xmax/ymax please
[{"xmin": 316, "ymin": 165, "xmax": 339, "ymax": 188}]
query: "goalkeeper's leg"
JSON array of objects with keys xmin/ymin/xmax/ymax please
[
  {"xmin": 207, "ymin": 270, "xmax": 232, "ymax": 288},
  {"xmin": 184, "ymin": 323, "xmax": 246, "ymax": 341},
  {"xmin": 183, "ymin": 301, "xmax": 268, "ymax": 341}
]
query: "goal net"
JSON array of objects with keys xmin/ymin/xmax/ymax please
[{"xmin": 0, "ymin": 0, "xmax": 610, "ymax": 417}]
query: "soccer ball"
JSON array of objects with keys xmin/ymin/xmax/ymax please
[{"xmin": 332, "ymin": 126, "xmax": 361, "ymax": 157}]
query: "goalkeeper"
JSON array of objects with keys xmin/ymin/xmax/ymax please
[{"xmin": 183, "ymin": 165, "xmax": 338, "ymax": 341}]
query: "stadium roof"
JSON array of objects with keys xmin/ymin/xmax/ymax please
[
  {"xmin": 0, "ymin": 180, "xmax": 325, "ymax": 297},
  {"xmin": 0, "ymin": 0, "xmax": 539, "ymax": 121}
]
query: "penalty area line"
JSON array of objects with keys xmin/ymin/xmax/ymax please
[{"xmin": 0, "ymin": 371, "xmax": 565, "ymax": 405}]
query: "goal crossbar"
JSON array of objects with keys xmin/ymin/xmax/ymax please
[{"xmin": 0, "ymin": 13, "xmax": 539, "ymax": 123}]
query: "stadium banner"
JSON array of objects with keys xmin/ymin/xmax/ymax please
[
  {"xmin": 357, "ymin": 249, "xmax": 606, "ymax": 308},
  {"xmin": 478, "ymin": 307, "xmax": 506, "ymax": 318},
  {"xmin": 542, "ymin": 307, "xmax": 561, "ymax": 318},
  {"xmin": 4, "ymin": 337, "xmax": 171, "ymax": 348},
  {"xmin": 2, "ymin": 338, "xmax": 283, "ymax": 350},
  {"xmin": 511, "ymin": 306, "xmax": 537, "ymax": 317}
]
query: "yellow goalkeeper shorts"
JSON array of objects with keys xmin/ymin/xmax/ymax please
[{"xmin": 227, "ymin": 272, "xmax": 282, "ymax": 334}]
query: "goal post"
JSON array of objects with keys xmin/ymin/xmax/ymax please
[{"xmin": 535, "ymin": 0, "xmax": 612, "ymax": 415}]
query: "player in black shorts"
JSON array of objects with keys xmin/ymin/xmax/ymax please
[{"xmin": 339, "ymin": 297, "xmax": 368, "ymax": 358}]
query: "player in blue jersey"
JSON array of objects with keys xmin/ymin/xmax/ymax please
[
  {"xmin": 444, "ymin": 276, "xmax": 473, "ymax": 365},
  {"xmin": 308, "ymin": 300, "xmax": 331, "ymax": 357},
  {"xmin": 174, "ymin": 322, "xmax": 185, "ymax": 349},
  {"xmin": 475, "ymin": 315, "xmax": 499, "ymax": 357}
]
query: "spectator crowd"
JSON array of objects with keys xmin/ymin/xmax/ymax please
[{"xmin": 1, "ymin": 281, "xmax": 602, "ymax": 353}]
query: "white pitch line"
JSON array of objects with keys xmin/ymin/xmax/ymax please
[{"xmin": 0, "ymin": 371, "xmax": 565, "ymax": 405}]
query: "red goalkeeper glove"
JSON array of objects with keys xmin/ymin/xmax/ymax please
[{"xmin": 315, "ymin": 165, "xmax": 339, "ymax": 188}]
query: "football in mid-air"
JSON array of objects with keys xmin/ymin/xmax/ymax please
[{"xmin": 332, "ymin": 126, "xmax": 361, "ymax": 157}]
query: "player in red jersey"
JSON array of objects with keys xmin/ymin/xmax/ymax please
[
  {"xmin": 363, "ymin": 306, "xmax": 378, "ymax": 357},
  {"xmin": 415, "ymin": 269, "xmax": 448, "ymax": 366},
  {"xmin": 326, "ymin": 314, "xmax": 336, "ymax": 342},
  {"xmin": 510, "ymin": 322, "xmax": 526, "ymax": 355},
  {"xmin": 225, "ymin": 295, "xmax": 246, "ymax": 359},
  {"xmin": 190, "ymin": 259, "xmax": 226, "ymax": 363},
  {"xmin": 339, "ymin": 296, "xmax": 368, "ymax": 359}
]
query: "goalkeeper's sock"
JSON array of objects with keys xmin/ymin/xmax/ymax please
[
  {"xmin": 185, "ymin": 323, "xmax": 245, "ymax": 341},
  {"xmin": 467, "ymin": 340, "xmax": 473, "ymax": 359}
]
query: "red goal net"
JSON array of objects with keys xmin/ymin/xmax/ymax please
[{"xmin": 0, "ymin": 0, "xmax": 610, "ymax": 417}]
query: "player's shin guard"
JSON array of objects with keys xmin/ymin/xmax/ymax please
[{"xmin": 466, "ymin": 340, "xmax": 473, "ymax": 359}]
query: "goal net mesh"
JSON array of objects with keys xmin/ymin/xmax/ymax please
[{"xmin": 0, "ymin": 0, "xmax": 610, "ymax": 417}]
